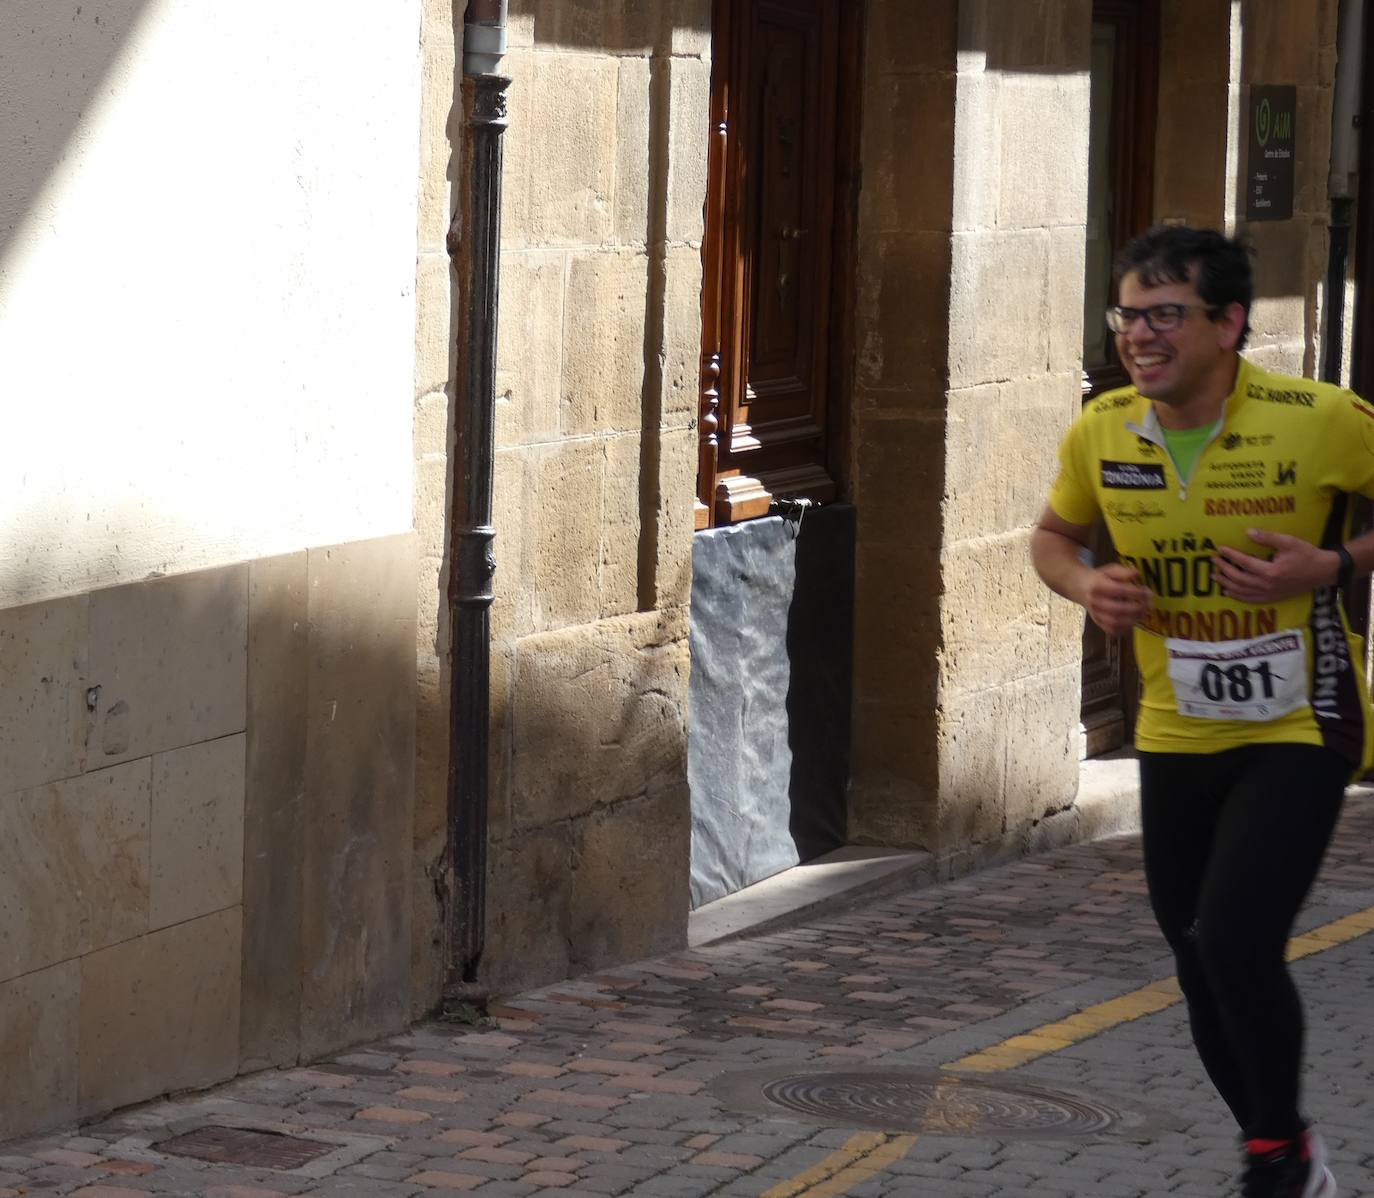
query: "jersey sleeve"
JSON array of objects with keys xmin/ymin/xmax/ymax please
[
  {"xmin": 1326, "ymin": 391, "xmax": 1374, "ymax": 499},
  {"xmin": 1046, "ymin": 416, "xmax": 1100, "ymax": 526}
]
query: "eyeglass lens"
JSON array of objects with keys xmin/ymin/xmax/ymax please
[{"xmin": 1106, "ymin": 304, "xmax": 1185, "ymax": 334}]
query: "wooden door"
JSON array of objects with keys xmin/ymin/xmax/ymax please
[
  {"xmin": 1080, "ymin": 0, "xmax": 1157, "ymax": 753},
  {"xmin": 697, "ymin": 0, "xmax": 855, "ymax": 528}
]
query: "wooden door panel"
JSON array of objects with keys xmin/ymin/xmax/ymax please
[
  {"xmin": 747, "ymin": 5, "xmax": 818, "ymax": 407},
  {"xmin": 1078, "ymin": 0, "xmax": 1157, "ymax": 750},
  {"xmin": 739, "ymin": 0, "xmax": 837, "ymax": 433},
  {"xmin": 699, "ymin": 0, "xmax": 847, "ymax": 525}
]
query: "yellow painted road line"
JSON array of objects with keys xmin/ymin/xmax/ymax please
[
  {"xmin": 949, "ymin": 977, "xmax": 1183, "ymax": 1073},
  {"xmin": 950, "ymin": 904, "xmax": 1374, "ymax": 1075},
  {"xmin": 759, "ymin": 1131, "xmax": 895, "ymax": 1198},
  {"xmin": 790, "ymin": 1133, "xmax": 919, "ymax": 1198},
  {"xmin": 1287, "ymin": 905, "xmax": 1374, "ymax": 960}
]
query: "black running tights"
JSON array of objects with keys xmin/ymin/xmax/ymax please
[{"xmin": 1138, "ymin": 743, "xmax": 1347, "ymax": 1141}]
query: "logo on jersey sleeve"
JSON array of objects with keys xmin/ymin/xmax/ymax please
[
  {"xmin": 1247, "ymin": 383, "xmax": 1316, "ymax": 408},
  {"xmin": 1101, "ymin": 461, "xmax": 1166, "ymax": 489}
]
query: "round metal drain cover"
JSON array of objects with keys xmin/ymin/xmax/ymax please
[{"xmin": 730, "ymin": 1071, "xmax": 1126, "ymax": 1137}]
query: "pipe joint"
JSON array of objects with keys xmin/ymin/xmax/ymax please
[
  {"xmin": 453, "ymin": 526, "xmax": 497, "ymax": 607},
  {"xmin": 464, "ymin": 1, "xmax": 509, "ymax": 77}
]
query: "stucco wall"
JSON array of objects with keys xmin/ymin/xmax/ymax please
[
  {"xmin": 0, "ymin": 0, "xmax": 425, "ymax": 1141},
  {"xmin": 0, "ymin": 0, "xmax": 422, "ymax": 608}
]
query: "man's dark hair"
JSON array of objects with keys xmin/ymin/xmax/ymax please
[{"xmin": 1114, "ymin": 225, "xmax": 1254, "ymax": 350}]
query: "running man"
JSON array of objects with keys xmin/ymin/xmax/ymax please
[{"xmin": 1032, "ymin": 225, "xmax": 1374, "ymax": 1198}]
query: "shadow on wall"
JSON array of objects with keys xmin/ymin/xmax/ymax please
[
  {"xmin": 504, "ymin": 0, "xmax": 709, "ymax": 52},
  {"xmin": 956, "ymin": 0, "xmax": 1091, "ymax": 72},
  {"xmin": 785, "ymin": 505, "xmax": 855, "ymax": 861},
  {"xmin": 479, "ymin": 608, "xmax": 692, "ymax": 994},
  {"xmin": 0, "ymin": 537, "xmax": 417, "ymax": 1140},
  {"xmin": 0, "ymin": 1, "xmax": 155, "ymax": 269}
]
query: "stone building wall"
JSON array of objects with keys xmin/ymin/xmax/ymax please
[
  {"xmin": 847, "ymin": 0, "xmax": 1341, "ymax": 868},
  {"xmin": 1, "ymin": 1, "xmax": 425, "ymax": 1144},
  {"xmin": 1155, "ymin": 0, "xmax": 1339, "ymax": 375},
  {"xmin": 409, "ymin": 0, "xmax": 711, "ymax": 1002},
  {"xmin": 1238, "ymin": 0, "xmax": 1340, "ymax": 378},
  {"xmin": 0, "ymin": 535, "xmax": 417, "ymax": 1141},
  {"xmin": 847, "ymin": 0, "xmax": 1089, "ymax": 859}
]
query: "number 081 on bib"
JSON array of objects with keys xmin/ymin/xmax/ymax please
[{"xmin": 1165, "ymin": 629, "xmax": 1310, "ymax": 722}]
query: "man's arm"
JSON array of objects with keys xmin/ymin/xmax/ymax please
[{"xmin": 1031, "ymin": 507, "xmax": 1153, "ymax": 637}]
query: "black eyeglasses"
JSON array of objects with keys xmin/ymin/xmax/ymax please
[{"xmin": 1105, "ymin": 303, "xmax": 1219, "ymax": 334}]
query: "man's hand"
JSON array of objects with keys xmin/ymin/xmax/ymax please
[
  {"xmin": 1031, "ymin": 511, "xmax": 1151, "ymax": 637},
  {"xmin": 1212, "ymin": 528, "xmax": 1339, "ymax": 604},
  {"xmin": 1082, "ymin": 562, "xmax": 1153, "ymax": 637}
]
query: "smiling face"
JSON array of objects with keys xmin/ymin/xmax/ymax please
[{"xmin": 1115, "ymin": 269, "xmax": 1245, "ymax": 426}]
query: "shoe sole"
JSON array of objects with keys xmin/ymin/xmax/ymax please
[{"xmin": 1310, "ymin": 1165, "xmax": 1336, "ymax": 1198}]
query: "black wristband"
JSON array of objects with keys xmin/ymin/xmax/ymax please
[{"xmin": 1335, "ymin": 544, "xmax": 1355, "ymax": 589}]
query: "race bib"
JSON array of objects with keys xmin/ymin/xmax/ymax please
[{"xmin": 1166, "ymin": 630, "xmax": 1309, "ymax": 722}]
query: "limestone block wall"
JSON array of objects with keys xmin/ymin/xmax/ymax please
[
  {"xmin": 849, "ymin": 0, "xmax": 1088, "ymax": 857},
  {"xmin": 410, "ymin": 0, "xmax": 708, "ymax": 1000},
  {"xmin": 1237, "ymin": 0, "xmax": 1340, "ymax": 378},
  {"xmin": 1155, "ymin": 1, "xmax": 1339, "ymax": 377},
  {"xmin": 0, "ymin": 534, "xmax": 417, "ymax": 1142}
]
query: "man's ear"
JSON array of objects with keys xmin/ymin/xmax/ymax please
[{"xmin": 1215, "ymin": 301, "xmax": 1247, "ymax": 351}]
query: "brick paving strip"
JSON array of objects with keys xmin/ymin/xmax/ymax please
[{"xmin": 3, "ymin": 792, "xmax": 1372, "ymax": 1197}]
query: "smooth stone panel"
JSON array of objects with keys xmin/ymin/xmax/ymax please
[
  {"xmin": 0, "ymin": 594, "xmax": 89, "ymax": 792},
  {"xmin": 665, "ymin": 57, "xmax": 711, "ymax": 245},
  {"xmin": 483, "ymin": 823, "xmax": 575, "ymax": 994},
  {"xmin": 0, "ymin": 960, "xmax": 79, "ymax": 1139},
  {"xmin": 561, "ymin": 252, "xmax": 650, "ymax": 436},
  {"xmin": 525, "ymin": 53, "xmax": 618, "ymax": 246},
  {"xmin": 571, "ymin": 788, "xmax": 689, "ymax": 971},
  {"xmin": 531, "ymin": 439, "xmax": 608, "ymax": 631},
  {"xmin": 87, "ymin": 565, "xmax": 249, "ymax": 767},
  {"xmin": 150, "ymin": 734, "xmax": 246, "ymax": 931},
  {"xmin": 0, "ymin": 760, "xmax": 151, "ymax": 982},
  {"xmin": 1002, "ymin": 666, "xmax": 1082, "ymax": 833},
  {"xmin": 300, "ymin": 535, "xmax": 416, "ymax": 1059},
  {"xmin": 510, "ymin": 609, "xmax": 688, "ymax": 829},
  {"xmin": 612, "ymin": 56, "xmax": 651, "ymax": 246},
  {"xmin": 240, "ymin": 552, "xmax": 309, "ymax": 1070},
  {"xmin": 494, "ymin": 251, "xmax": 566, "ymax": 449},
  {"xmin": 78, "ymin": 907, "xmax": 242, "ymax": 1118}
]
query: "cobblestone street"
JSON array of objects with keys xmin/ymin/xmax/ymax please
[{"xmin": 4, "ymin": 789, "xmax": 1373, "ymax": 1198}]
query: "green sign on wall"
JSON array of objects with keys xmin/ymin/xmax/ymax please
[{"xmin": 1247, "ymin": 85, "xmax": 1296, "ymax": 222}]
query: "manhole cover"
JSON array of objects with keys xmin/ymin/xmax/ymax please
[
  {"xmin": 710, "ymin": 1066, "xmax": 1145, "ymax": 1139},
  {"xmin": 761, "ymin": 1070, "xmax": 1119, "ymax": 1136},
  {"xmin": 160, "ymin": 1125, "xmax": 334, "ymax": 1170}
]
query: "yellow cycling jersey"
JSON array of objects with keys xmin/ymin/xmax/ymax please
[{"xmin": 1048, "ymin": 357, "xmax": 1374, "ymax": 769}]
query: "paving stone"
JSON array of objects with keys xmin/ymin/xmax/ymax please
[{"xmin": 4, "ymin": 795, "xmax": 1374, "ymax": 1198}]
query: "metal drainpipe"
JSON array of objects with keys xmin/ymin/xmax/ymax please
[
  {"xmin": 445, "ymin": 0, "xmax": 509, "ymax": 993},
  {"xmin": 1323, "ymin": 0, "xmax": 1365, "ymax": 384}
]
